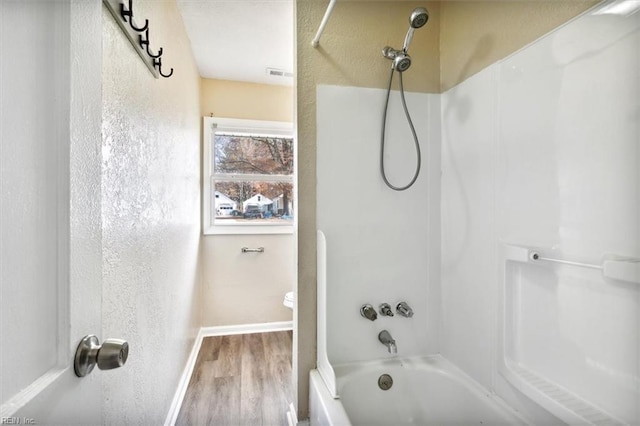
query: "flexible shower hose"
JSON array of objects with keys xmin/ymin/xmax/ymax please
[{"xmin": 380, "ymin": 68, "xmax": 422, "ymax": 191}]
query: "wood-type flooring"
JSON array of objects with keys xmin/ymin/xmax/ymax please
[{"xmin": 176, "ymin": 331, "xmax": 293, "ymax": 426}]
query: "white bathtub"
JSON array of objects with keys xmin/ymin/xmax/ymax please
[{"xmin": 310, "ymin": 355, "xmax": 527, "ymax": 426}]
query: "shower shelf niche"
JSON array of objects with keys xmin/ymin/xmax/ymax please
[
  {"xmin": 499, "ymin": 244, "xmax": 639, "ymax": 426},
  {"xmin": 503, "ymin": 361, "xmax": 626, "ymax": 426}
]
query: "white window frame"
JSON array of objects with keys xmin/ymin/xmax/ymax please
[{"xmin": 203, "ymin": 117, "xmax": 294, "ymax": 235}]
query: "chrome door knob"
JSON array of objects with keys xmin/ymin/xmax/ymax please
[
  {"xmin": 74, "ymin": 335, "xmax": 129, "ymax": 377},
  {"xmin": 97, "ymin": 338, "xmax": 129, "ymax": 370}
]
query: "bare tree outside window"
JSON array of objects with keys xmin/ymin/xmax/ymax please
[{"xmin": 213, "ymin": 134, "xmax": 294, "ymax": 222}]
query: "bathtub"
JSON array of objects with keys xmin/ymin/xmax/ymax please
[{"xmin": 309, "ymin": 355, "xmax": 527, "ymax": 426}]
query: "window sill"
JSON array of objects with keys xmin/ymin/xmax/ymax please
[{"xmin": 203, "ymin": 224, "xmax": 294, "ymax": 236}]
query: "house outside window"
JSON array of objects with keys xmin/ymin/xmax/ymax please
[{"xmin": 203, "ymin": 117, "xmax": 294, "ymax": 235}]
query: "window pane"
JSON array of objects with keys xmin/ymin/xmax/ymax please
[
  {"xmin": 214, "ymin": 134, "xmax": 293, "ymax": 175},
  {"xmin": 212, "ymin": 181, "xmax": 294, "ymax": 224}
]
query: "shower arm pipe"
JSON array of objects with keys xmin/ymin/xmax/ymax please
[{"xmin": 312, "ymin": 0, "xmax": 337, "ymax": 48}]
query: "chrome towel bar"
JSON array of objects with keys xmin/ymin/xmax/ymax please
[
  {"xmin": 504, "ymin": 245, "xmax": 640, "ymax": 284},
  {"xmin": 529, "ymin": 251, "xmax": 601, "ymax": 270},
  {"xmin": 241, "ymin": 247, "xmax": 264, "ymax": 253}
]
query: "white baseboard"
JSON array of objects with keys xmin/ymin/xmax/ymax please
[
  {"xmin": 287, "ymin": 402, "xmax": 299, "ymax": 426},
  {"xmin": 200, "ymin": 320, "xmax": 293, "ymax": 337},
  {"xmin": 164, "ymin": 321, "xmax": 294, "ymax": 426},
  {"xmin": 164, "ymin": 328, "xmax": 205, "ymax": 426}
]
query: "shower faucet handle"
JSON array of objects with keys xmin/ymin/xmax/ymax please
[
  {"xmin": 360, "ymin": 304, "xmax": 378, "ymax": 321},
  {"xmin": 379, "ymin": 303, "xmax": 394, "ymax": 317},
  {"xmin": 396, "ymin": 302, "xmax": 414, "ymax": 318}
]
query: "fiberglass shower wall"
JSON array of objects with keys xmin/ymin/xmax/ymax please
[
  {"xmin": 441, "ymin": 4, "xmax": 639, "ymax": 425},
  {"xmin": 316, "ymin": 85, "xmax": 441, "ymax": 365}
]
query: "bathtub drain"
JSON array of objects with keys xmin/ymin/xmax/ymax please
[{"xmin": 378, "ymin": 374, "xmax": 393, "ymax": 390}]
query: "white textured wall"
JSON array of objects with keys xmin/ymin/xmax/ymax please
[
  {"xmin": 317, "ymin": 85, "xmax": 441, "ymax": 365},
  {"xmin": 442, "ymin": 5, "xmax": 639, "ymax": 424},
  {"xmin": 201, "ymin": 234, "xmax": 294, "ymax": 326},
  {"xmin": 101, "ymin": 1, "xmax": 201, "ymax": 423}
]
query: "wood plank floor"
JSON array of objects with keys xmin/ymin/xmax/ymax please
[{"xmin": 176, "ymin": 331, "xmax": 293, "ymax": 426}]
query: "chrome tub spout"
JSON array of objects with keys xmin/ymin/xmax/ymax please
[{"xmin": 378, "ymin": 330, "xmax": 397, "ymax": 354}]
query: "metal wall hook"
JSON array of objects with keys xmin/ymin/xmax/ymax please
[
  {"xmin": 119, "ymin": 0, "xmax": 132, "ymax": 20},
  {"xmin": 129, "ymin": 17, "xmax": 148, "ymax": 32},
  {"xmin": 138, "ymin": 29, "xmax": 163, "ymax": 58},
  {"xmin": 153, "ymin": 57, "xmax": 173, "ymax": 78},
  {"xmin": 148, "ymin": 46, "xmax": 163, "ymax": 58},
  {"xmin": 120, "ymin": 0, "xmax": 148, "ymax": 32}
]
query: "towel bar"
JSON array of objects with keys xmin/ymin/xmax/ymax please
[{"xmin": 241, "ymin": 247, "xmax": 264, "ymax": 253}]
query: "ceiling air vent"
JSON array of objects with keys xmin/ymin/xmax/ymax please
[{"xmin": 266, "ymin": 67, "xmax": 293, "ymax": 78}]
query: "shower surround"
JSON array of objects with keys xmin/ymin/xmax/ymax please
[
  {"xmin": 315, "ymin": 3, "xmax": 639, "ymax": 425},
  {"xmin": 317, "ymin": 85, "xmax": 442, "ymax": 366}
]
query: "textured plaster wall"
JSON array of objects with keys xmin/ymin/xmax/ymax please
[
  {"xmin": 101, "ymin": 1, "xmax": 201, "ymax": 423},
  {"xmin": 440, "ymin": 0, "xmax": 597, "ymax": 91},
  {"xmin": 200, "ymin": 78, "xmax": 293, "ymax": 121}
]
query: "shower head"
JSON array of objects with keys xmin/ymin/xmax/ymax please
[
  {"xmin": 402, "ymin": 7, "xmax": 429, "ymax": 53},
  {"xmin": 382, "ymin": 6, "xmax": 428, "ymax": 72},
  {"xmin": 410, "ymin": 7, "xmax": 429, "ymax": 29}
]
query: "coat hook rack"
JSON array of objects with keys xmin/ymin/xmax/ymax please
[
  {"xmin": 153, "ymin": 57, "xmax": 174, "ymax": 78},
  {"xmin": 139, "ymin": 29, "xmax": 163, "ymax": 58},
  {"xmin": 120, "ymin": 0, "xmax": 148, "ymax": 32},
  {"xmin": 103, "ymin": 0, "xmax": 174, "ymax": 79}
]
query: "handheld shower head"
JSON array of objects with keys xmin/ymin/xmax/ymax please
[
  {"xmin": 382, "ymin": 6, "xmax": 428, "ymax": 72},
  {"xmin": 402, "ymin": 7, "xmax": 429, "ymax": 53},
  {"xmin": 410, "ymin": 7, "xmax": 429, "ymax": 29}
]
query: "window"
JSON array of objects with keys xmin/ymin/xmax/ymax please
[{"xmin": 203, "ymin": 117, "xmax": 294, "ymax": 234}]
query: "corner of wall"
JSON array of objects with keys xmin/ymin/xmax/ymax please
[{"xmin": 439, "ymin": 0, "xmax": 598, "ymax": 92}]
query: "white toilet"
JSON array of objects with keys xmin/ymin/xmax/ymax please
[{"xmin": 283, "ymin": 291, "xmax": 294, "ymax": 310}]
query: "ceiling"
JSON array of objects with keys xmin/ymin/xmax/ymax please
[{"xmin": 176, "ymin": 0, "xmax": 294, "ymax": 87}]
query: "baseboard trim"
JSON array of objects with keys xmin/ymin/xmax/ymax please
[
  {"xmin": 164, "ymin": 321, "xmax": 294, "ymax": 426},
  {"xmin": 286, "ymin": 402, "xmax": 299, "ymax": 426},
  {"xmin": 164, "ymin": 328, "xmax": 205, "ymax": 426},
  {"xmin": 200, "ymin": 320, "xmax": 293, "ymax": 337}
]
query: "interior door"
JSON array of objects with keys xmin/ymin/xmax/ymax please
[{"xmin": 1, "ymin": 1, "xmax": 103, "ymax": 423}]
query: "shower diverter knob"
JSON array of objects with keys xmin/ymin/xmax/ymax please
[{"xmin": 74, "ymin": 335, "xmax": 129, "ymax": 377}]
